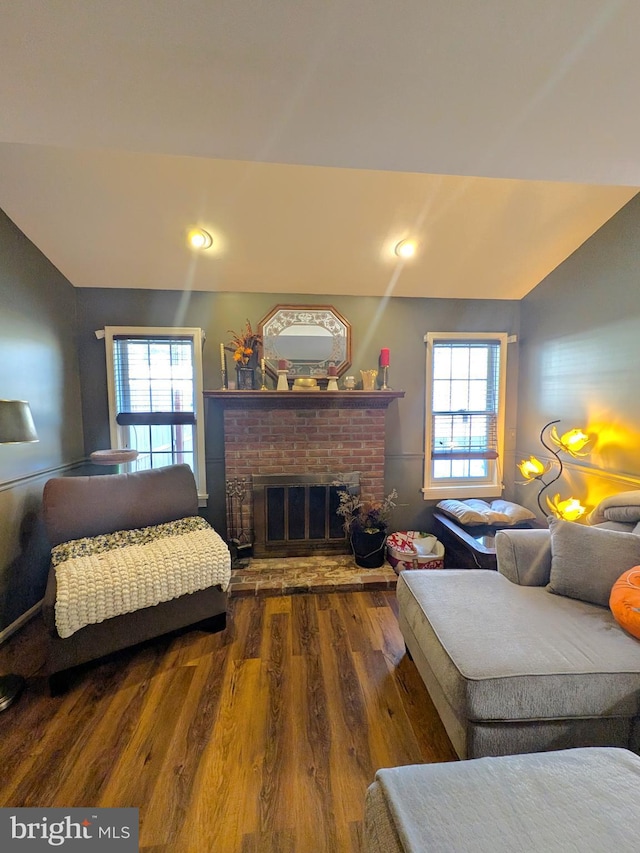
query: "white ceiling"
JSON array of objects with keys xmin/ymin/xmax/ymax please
[{"xmin": 0, "ymin": 0, "xmax": 638, "ymax": 299}]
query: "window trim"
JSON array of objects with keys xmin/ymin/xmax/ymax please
[
  {"xmin": 422, "ymin": 332, "xmax": 508, "ymax": 500},
  {"xmin": 104, "ymin": 326, "xmax": 208, "ymax": 504}
]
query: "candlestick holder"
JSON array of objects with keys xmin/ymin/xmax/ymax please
[
  {"xmin": 221, "ymin": 368, "xmax": 227, "ymax": 390},
  {"xmin": 260, "ymin": 366, "xmax": 268, "ymax": 391},
  {"xmin": 381, "ymin": 365, "xmax": 391, "ymax": 390}
]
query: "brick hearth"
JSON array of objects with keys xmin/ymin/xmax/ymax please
[{"xmin": 229, "ymin": 554, "xmax": 398, "ymax": 596}]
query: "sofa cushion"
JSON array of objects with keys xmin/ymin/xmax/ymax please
[
  {"xmin": 547, "ymin": 518, "xmax": 640, "ymax": 607},
  {"xmin": 397, "ymin": 569, "xmax": 640, "ymax": 723},
  {"xmin": 43, "ymin": 464, "xmax": 199, "ymax": 546},
  {"xmin": 610, "ymin": 568, "xmax": 640, "ymax": 640}
]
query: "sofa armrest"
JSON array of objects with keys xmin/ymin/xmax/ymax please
[{"xmin": 495, "ymin": 528, "xmax": 552, "ymax": 586}]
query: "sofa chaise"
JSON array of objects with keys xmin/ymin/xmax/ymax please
[{"xmin": 397, "ymin": 506, "xmax": 640, "ymax": 759}]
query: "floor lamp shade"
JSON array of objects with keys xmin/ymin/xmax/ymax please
[
  {"xmin": 0, "ymin": 400, "xmax": 39, "ymax": 444},
  {"xmin": 0, "ymin": 399, "xmax": 38, "ymax": 712}
]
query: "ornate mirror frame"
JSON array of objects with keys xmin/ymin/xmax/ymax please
[{"xmin": 259, "ymin": 305, "xmax": 352, "ymax": 379}]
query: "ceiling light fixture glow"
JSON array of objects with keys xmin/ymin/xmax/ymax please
[
  {"xmin": 188, "ymin": 228, "xmax": 213, "ymax": 250},
  {"xmin": 394, "ymin": 239, "xmax": 417, "ymax": 259}
]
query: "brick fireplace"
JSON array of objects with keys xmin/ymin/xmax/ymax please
[{"xmin": 205, "ymin": 390, "xmax": 403, "ymax": 556}]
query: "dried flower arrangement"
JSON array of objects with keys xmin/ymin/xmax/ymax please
[
  {"xmin": 227, "ymin": 320, "xmax": 262, "ymax": 366},
  {"xmin": 335, "ymin": 480, "xmax": 398, "ymax": 534}
]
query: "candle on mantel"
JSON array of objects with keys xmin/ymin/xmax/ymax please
[
  {"xmin": 380, "ymin": 347, "xmax": 390, "ymax": 367},
  {"xmin": 220, "ymin": 343, "xmax": 226, "ymax": 371},
  {"xmin": 327, "ymin": 363, "xmax": 338, "ymax": 377},
  {"xmin": 278, "ymin": 359, "xmax": 287, "ymax": 371}
]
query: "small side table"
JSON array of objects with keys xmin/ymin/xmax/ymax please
[{"xmin": 90, "ymin": 449, "xmax": 139, "ymax": 472}]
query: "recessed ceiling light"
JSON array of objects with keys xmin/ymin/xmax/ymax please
[
  {"xmin": 188, "ymin": 228, "xmax": 213, "ymax": 250},
  {"xmin": 394, "ymin": 239, "xmax": 418, "ymax": 259}
]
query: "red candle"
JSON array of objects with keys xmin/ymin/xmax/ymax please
[
  {"xmin": 278, "ymin": 359, "xmax": 287, "ymax": 371},
  {"xmin": 328, "ymin": 363, "xmax": 338, "ymax": 377},
  {"xmin": 380, "ymin": 348, "xmax": 390, "ymax": 367}
]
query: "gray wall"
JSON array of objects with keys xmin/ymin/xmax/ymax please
[
  {"xmin": 76, "ymin": 290, "xmax": 521, "ymax": 534},
  {"xmin": 515, "ymin": 192, "xmax": 640, "ymax": 518},
  {"xmin": 0, "ymin": 210, "xmax": 85, "ymax": 632}
]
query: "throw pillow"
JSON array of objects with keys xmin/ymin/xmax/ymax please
[
  {"xmin": 610, "ymin": 568, "xmax": 640, "ymax": 639},
  {"xmin": 548, "ymin": 518, "xmax": 640, "ymax": 607},
  {"xmin": 490, "ymin": 500, "xmax": 536, "ymax": 524},
  {"xmin": 436, "ymin": 499, "xmax": 488, "ymax": 525},
  {"xmin": 436, "ymin": 499, "xmax": 536, "ymax": 527}
]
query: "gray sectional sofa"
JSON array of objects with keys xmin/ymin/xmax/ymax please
[{"xmin": 397, "ymin": 514, "xmax": 640, "ymax": 759}]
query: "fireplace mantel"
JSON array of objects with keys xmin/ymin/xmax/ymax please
[{"xmin": 204, "ymin": 389, "xmax": 404, "ymax": 410}]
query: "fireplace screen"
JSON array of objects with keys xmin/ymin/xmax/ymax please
[{"xmin": 253, "ymin": 472, "xmax": 360, "ymax": 557}]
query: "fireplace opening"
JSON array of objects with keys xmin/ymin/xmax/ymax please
[{"xmin": 253, "ymin": 472, "xmax": 360, "ymax": 557}]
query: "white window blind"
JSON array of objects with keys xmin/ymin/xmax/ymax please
[
  {"xmin": 104, "ymin": 327, "xmax": 207, "ymax": 502},
  {"xmin": 113, "ymin": 336, "xmax": 196, "ymax": 426},
  {"xmin": 431, "ymin": 340, "xmax": 500, "ymax": 462},
  {"xmin": 423, "ymin": 333, "xmax": 507, "ymax": 499}
]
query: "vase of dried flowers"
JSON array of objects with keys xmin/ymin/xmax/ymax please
[
  {"xmin": 228, "ymin": 320, "xmax": 262, "ymax": 390},
  {"xmin": 236, "ymin": 366, "xmax": 255, "ymax": 390},
  {"xmin": 335, "ymin": 480, "xmax": 398, "ymax": 568}
]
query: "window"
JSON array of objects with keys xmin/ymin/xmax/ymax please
[
  {"xmin": 104, "ymin": 327, "xmax": 207, "ymax": 503},
  {"xmin": 423, "ymin": 332, "xmax": 508, "ymax": 500}
]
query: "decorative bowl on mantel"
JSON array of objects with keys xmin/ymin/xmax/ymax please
[{"xmin": 292, "ymin": 377, "xmax": 320, "ymax": 391}]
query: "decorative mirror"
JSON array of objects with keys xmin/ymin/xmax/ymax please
[{"xmin": 260, "ymin": 305, "xmax": 351, "ymax": 379}]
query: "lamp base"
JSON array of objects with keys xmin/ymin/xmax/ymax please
[{"xmin": 0, "ymin": 673, "xmax": 25, "ymax": 712}]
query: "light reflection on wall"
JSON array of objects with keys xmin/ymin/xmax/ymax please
[{"xmin": 536, "ymin": 318, "xmax": 640, "ymax": 500}]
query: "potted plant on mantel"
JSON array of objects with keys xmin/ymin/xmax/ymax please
[{"xmin": 335, "ymin": 479, "xmax": 398, "ymax": 569}]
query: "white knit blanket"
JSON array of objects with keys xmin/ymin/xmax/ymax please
[{"xmin": 53, "ymin": 517, "xmax": 231, "ymax": 639}]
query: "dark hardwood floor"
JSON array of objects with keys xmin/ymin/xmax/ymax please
[{"xmin": 0, "ymin": 592, "xmax": 456, "ymax": 852}]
